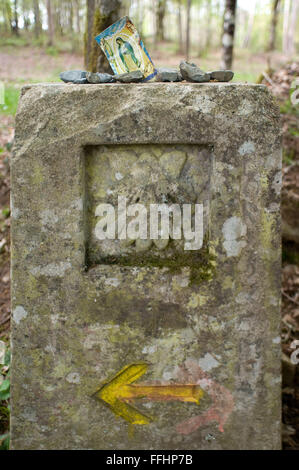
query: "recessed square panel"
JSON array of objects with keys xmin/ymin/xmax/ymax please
[{"xmin": 85, "ymin": 144, "xmax": 213, "ymax": 266}]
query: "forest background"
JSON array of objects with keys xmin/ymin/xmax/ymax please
[{"xmin": 0, "ymin": 0, "xmax": 298, "ymax": 451}]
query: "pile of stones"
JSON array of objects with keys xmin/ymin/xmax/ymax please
[{"xmin": 60, "ymin": 61, "xmax": 234, "ymax": 85}]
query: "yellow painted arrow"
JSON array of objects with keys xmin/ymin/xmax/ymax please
[{"xmin": 94, "ymin": 363, "xmax": 204, "ymax": 425}]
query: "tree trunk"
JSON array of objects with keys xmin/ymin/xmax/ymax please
[
  {"xmin": 288, "ymin": 0, "xmax": 299, "ymax": 56},
  {"xmin": 268, "ymin": 0, "xmax": 281, "ymax": 51},
  {"xmin": 85, "ymin": 0, "xmax": 96, "ymax": 69},
  {"xmin": 204, "ymin": 0, "xmax": 212, "ymax": 52},
  {"xmin": 23, "ymin": 14, "xmax": 30, "ymax": 31},
  {"xmin": 186, "ymin": 0, "xmax": 192, "ymax": 60},
  {"xmin": 220, "ymin": 0, "xmax": 237, "ymax": 70},
  {"xmin": 12, "ymin": 0, "xmax": 19, "ymax": 36},
  {"xmin": 135, "ymin": 0, "xmax": 143, "ymax": 35},
  {"xmin": 47, "ymin": 0, "xmax": 54, "ymax": 46},
  {"xmin": 54, "ymin": 3, "xmax": 63, "ymax": 36},
  {"xmin": 74, "ymin": 0, "xmax": 81, "ymax": 33},
  {"xmin": 5, "ymin": 0, "xmax": 13, "ymax": 33},
  {"xmin": 22, "ymin": 0, "xmax": 32, "ymax": 31},
  {"xmin": 283, "ymin": 0, "xmax": 291, "ymax": 54},
  {"xmin": 0, "ymin": 3, "xmax": 7, "ymax": 32},
  {"xmin": 156, "ymin": 0, "xmax": 167, "ymax": 42},
  {"xmin": 242, "ymin": 0, "xmax": 256, "ymax": 48},
  {"xmin": 33, "ymin": 0, "xmax": 42, "ymax": 38},
  {"xmin": 85, "ymin": 0, "xmax": 122, "ymax": 73},
  {"xmin": 69, "ymin": 0, "xmax": 74, "ymax": 33},
  {"xmin": 177, "ymin": 0, "xmax": 183, "ymax": 53},
  {"xmin": 216, "ymin": 0, "xmax": 222, "ymax": 48}
]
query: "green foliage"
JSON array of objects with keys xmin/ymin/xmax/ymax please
[
  {"xmin": 0, "ymin": 85, "xmax": 20, "ymax": 116},
  {"xmin": 0, "ymin": 34, "xmax": 31, "ymax": 48},
  {"xmin": 2, "ymin": 208, "xmax": 10, "ymax": 219},
  {"xmin": 289, "ymin": 127, "xmax": 299, "ymax": 137},
  {"xmin": 282, "ymin": 246, "xmax": 299, "ymax": 266},
  {"xmin": 0, "ymin": 380, "xmax": 9, "ymax": 401},
  {"xmin": 233, "ymin": 70, "xmax": 259, "ymax": 83},
  {"xmin": 46, "ymin": 46, "xmax": 59, "ymax": 57},
  {"xmin": 280, "ymin": 99, "xmax": 299, "ymax": 117},
  {"xmin": 0, "ymin": 345, "xmax": 10, "ymax": 451},
  {"xmin": 283, "ymin": 149, "xmax": 295, "ymax": 165},
  {"xmin": 0, "ymin": 434, "xmax": 9, "ymax": 450}
]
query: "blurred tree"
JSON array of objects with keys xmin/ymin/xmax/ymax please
[
  {"xmin": 119, "ymin": 0, "xmax": 130, "ymax": 17},
  {"xmin": 21, "ymin": 0, "xmax": 31, "ymax": 31},
  {"xmin": 288, "ymin": 0, "xmax": 299, "ymax": 56},
  {"xmin": 156, "ymin": 0, "xmax": 167, "ymax": 41},
  {"xmin": 85, "ymin": 0, "xmax": 122, "ymax": 73},
  {"xmin": 176, "ymin": 0, "xmax": 183, "ymax": 53},
  {"xmin": 243, "ymin": 0, "xmax": 256, "ymax": 48},
  {"xmin": 268, "ymin": 0, "xmax": 281, "ymax": 51},
  {"xmin": 220, "ymin": 0, "xmax": 237, "ymax": 69},
  {"xmin": 0, "ymin": 0, "xmax": 12, "ymax": 32},
  {"xmin": 53, "ymin": 0, "xmax": 62, "ymax": 36},
  {"xmin": 186, "ymin": 0, "xmax": 192, "ymax": 60},
  {"xmin": 85, "ymin": 0, "xmax": 95, "ymax": 68},
  {"xmin": 12, "ymin": 0, "xmax": 19, "ymax": 35},
  {"xmin": 69, "ymin": 0, "xmax": 74, "ymax": 33},
  {"xmin": 283, "ymin": 0, "xmax": 291, "ymax": 54},
  {"xmin": 205, "ymin": 0, "xmax": 212, "ymax": 51},
  {"xmin": 46, "ymin": 0, "xmax": 54, "ymax": 45},
  {"xmin": 74, "ymin": 0, "xmax": 81, "ymax": 33},
  {"xmin": 136, "ymin": 0, "xmax": 144, "ymax": 36},
  {"xmin": 33, "ymin": 0, "xmax": 42, "ymax": 38},
  {"xmin": 215, "ymin": 0, "xmax": 224, "ymax": 50}
]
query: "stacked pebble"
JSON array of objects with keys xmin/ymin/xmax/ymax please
[{"xmin": 59, "ymin": 61, "xmax": 234, "ymax": 85}]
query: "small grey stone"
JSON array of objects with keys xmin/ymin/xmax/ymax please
[
  {"xmin": 210, "ymin": 70, "xmax": 234, "ymax": 82},
  {"xmin": 86, "ymin": 72, "xmax": 115, "ymax": 84},
  {"xmin": 114, "ymin": 70, "xmax": 144, "ymax": 83},
  {"xmin": 179, "ymin": 61, "xmax": 210, "ymax": 83},
  {"xmin": 73, "ymin": 78, "xmax": 89, "ymax": 84},
  {"xmin": 60, "ymin": 70, "xmax": 88, "ymax": 84},
  {"xmin": 156, "ymin": 68, "xmax": 182, "ymax": 82}
]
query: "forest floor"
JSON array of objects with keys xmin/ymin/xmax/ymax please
[
  {"xmin": 0, "ymin": 43, "xmax": 298, "ymax": 450},
  {"xmin": 0, "ymin": 41, "xmax": 297, "ymax": 84}
]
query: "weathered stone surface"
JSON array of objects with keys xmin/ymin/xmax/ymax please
[
  {"xmin": 156, "ymin": 68, "xmax": 182, "ymax": 82},
  {"xmin": 210, "ymin": 70, "xmax": 234, "ymax": 82},
  {"xmin": 11, "ymin": 83, "xmax": 282, "ymax": 450},
  {"xmin": 114, "ymin": 70, "xmax": 144, "ymax": 83},
  {"xmin": 86, "ymin": 72, "xmax": 115, "ymax": 84},
  {"xmin": 60, "ymin": 70, "xmax": 88, "ymax": 84},
  {"xmin": 180, "ymin": 61, "xmax": 210, "ymax": 82},
  {"xmin": 86, "ymin": 144, "xmax": 211, "ymax": 261}
]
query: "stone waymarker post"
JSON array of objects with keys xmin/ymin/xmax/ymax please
[{"xmin": 11, "ymin": 83, "xmax": 281, "ymax": 450}]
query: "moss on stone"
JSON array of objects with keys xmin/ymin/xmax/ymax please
[
  {"xmin": 89, "ymin": 9, "xmax": 107, "ymax": 73},
  {"xmin": 88, "ymin": 240, "xmax": 216, "ymax": 286}
]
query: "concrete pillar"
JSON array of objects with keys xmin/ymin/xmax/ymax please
[{"xmin": 11, "ymin": 83, "xmax": 282, "ymax": 449}]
